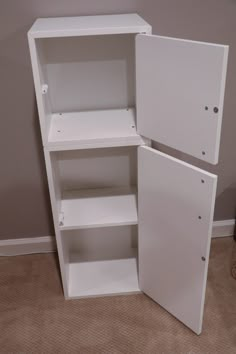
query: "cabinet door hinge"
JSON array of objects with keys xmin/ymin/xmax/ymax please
[
  {"xmin": 59, "ymin": 212, "xmax": 64, "ymax": 226},
  {"xmin": 41, "ymin": 84, "xmax": 48, "ymax": 94}
]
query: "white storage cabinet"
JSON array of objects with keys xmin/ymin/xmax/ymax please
[{"xmin": 28, "ymin": 14, "xmax": 228, "ymax": 334}]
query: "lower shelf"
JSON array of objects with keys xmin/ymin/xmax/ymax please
[
  {"xmin": 59, "ymin": 188, "xmax": 138, "ymax": 230},
  {"xmin": 68, "ymin": 257, "xmax": 140, "ymax": 298}
]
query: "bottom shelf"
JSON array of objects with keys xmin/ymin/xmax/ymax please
[{"xmin": 68, "ymin": 257, "xmax": 140, "ymax": 298}]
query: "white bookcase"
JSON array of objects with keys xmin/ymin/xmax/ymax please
[{"xmin": 28, "ymin": 13, "xmax": 228, "ymax": 334}]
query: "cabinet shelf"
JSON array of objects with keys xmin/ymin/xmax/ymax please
[
  {"xmin": 68, "ymin": 257, "xmax": 140, "ymax": 298},
  {"xmin": 59, "ymin": 187, "xmax": 138, "ymax": 230},
  {"xmin": 48, "ymin": 108, "xmax": 145, "ymax": 150}
]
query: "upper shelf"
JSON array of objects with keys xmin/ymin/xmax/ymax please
[
  {"xmin": 28, "ymin": 14, "xmax": 151, "ymax": 38},
  {"xmin": 47, "ymin": 108, "xmax": 146, "ymax": 151}
]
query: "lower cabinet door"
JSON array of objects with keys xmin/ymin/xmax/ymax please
[{"xmin": 138, "ymin": 146, "xmax": 217, "ymax": 334}]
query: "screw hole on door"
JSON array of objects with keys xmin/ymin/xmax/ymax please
[
  {"xmin": 201, "ymin": 257, "xmax": 206, "ymax": 261},
  {"xmin": 213, "ymin": 107, "xmax": 219, "ymax": 113}
]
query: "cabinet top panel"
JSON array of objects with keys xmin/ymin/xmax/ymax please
[{"xmin": 28, "ymin": 13, "xmax": 151, "ymax": 38}]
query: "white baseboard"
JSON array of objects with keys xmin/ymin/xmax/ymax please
[
  {"xmin": 212, "ymin": 219, "xmax": 235, "ymax": 238},
  {"xmin": 0, "ymin": 236, "xmax": 56, "ymax": 256},
  {"xmin": 0, "ymin": 219, "xmax": 234, "ymax": 256}
]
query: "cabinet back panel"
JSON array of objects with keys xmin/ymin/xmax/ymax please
[
  {"xmin": 40, "ymin": 34, "xmax": 135, "ymax": 112},
  {"xmin": 57, "ymin": 147, "xmax": 137, "ymax": 191},
  {"xmin": 62, "ymin": 225, "xmax": 137, "ymax": 262}
]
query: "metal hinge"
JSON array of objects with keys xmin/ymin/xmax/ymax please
[
  {"xmin": 59, "ymin": 212, "xmax": 64, "ymax": 227},
  {"xmin": 41, "ymin": 84, "xmax": 48, "ymax": 94}
]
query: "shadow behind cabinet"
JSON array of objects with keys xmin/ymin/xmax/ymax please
[{"xmin": 28, "ymin": 14, "xmax": 228, "ymax": 334}]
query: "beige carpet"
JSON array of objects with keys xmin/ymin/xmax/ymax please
[{"xmin": 0, "ymin": 238, "xmax": 236, "ymax": 354}]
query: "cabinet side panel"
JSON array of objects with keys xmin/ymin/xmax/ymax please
[
  {"xmin": 36, "ymin": 40, "xmax": 53, "ymax": 138},
  {"xmin": 28, "ymin": 36, "xmax": 51, "ymax": 144},
  {"xmin": 44, "ymin": 149, "xmax": 69, "ymax": 297}
]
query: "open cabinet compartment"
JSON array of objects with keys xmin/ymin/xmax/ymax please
[
  {"xmin": 49, "ymin": 146, "xmax": 139, "ymax": 298},
  {"xmin": 34, "ymin": 33, "xmax": 146, "ymax": 149},
  {"xmin": 61, "ymin": 226, "xmax": 139, "ymax": 298},
  {"xmin": 51, "ymin": 146, "xmax": 138, "ymax": 229}
]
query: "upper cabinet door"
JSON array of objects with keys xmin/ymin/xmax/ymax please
[
  {"xmin": 136, "ymin": 34, "xmax": 228, "ymax": 164},
  {"xmin": 138, "ymin": 146, "xmax": 217, "ymax": 334}
]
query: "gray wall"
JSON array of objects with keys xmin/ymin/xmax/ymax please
[{"xmin": 0, "ymin": 0, "xmax": 235, "ymax": 240}]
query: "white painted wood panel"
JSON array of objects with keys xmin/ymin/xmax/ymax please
[
  {"xmin": 57, "ymin": 147, "xmax": 137, "ymax": 191},
  {"xmin": 28, "ymin": 37, "xmax": 48, "ymax": 143},
  {"xmin": 28, "ymin": 14, "xmax": 151, "ymax": 38},
  {"xmin": 36, "ymin": 40, "xmax": 52, "ymax": 138},
  {"xmin": 63, "ymin": 226, "xmax": 137, "ymax": 262},
  {"xmin": 138, "ymin": 146, "xmax": 217, "ymax": 334},
  {"xmin": 136, "ymin": 35, "xmax": 228, "ymax": 164},
  {"xmin": 48, "ymin": 109, "xmax": 144, "ymax": 150},
  {"xmin": 60, "ymin": 188, "xmax": 137, "ymax": 230},
  {"xmin": 68, "ymin": 258, "xmax": 140, "ymax": 298},
  {"xmin": 43, "ymin": 149, "xmax": 69, "ymax": 297}
]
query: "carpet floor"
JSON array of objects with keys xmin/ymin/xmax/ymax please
[{"xmin": 0, "ymin": 237, "xmax": 236, "ymax": 354}]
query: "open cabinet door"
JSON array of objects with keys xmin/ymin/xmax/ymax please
[
  {"xmin": 136, "ymin": 34, "xmax": 228, "ymax": 164},
  {"xmin": 138, "ymin": 146, "xmax": 217, "ymax": 334}
]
